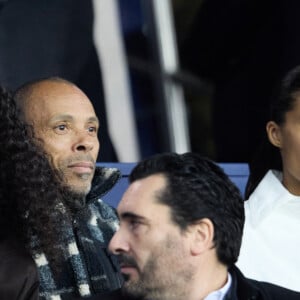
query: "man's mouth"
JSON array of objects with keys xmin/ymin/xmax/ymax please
[
  {"xmin": 120, "ymin": 263, "xmax": 137, "ymax": 271},
  {"xmin": 120, "ymin": 264, "xmax": 139, "ymax": 281},
  {"xmin": 68, "ymin": 162, "xmax": 94, "ymax": 174},
  {"xmin": 118, "ymin": 255, "xmax": 140, "ymax": 277}
]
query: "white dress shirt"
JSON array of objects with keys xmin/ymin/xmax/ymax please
[{"xmin": 204, "ymin": 273, "xmax": 232, "ymax": 300}]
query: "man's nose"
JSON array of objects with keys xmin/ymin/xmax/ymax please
[
  {"xmin": 72, "ymin": 131, "xmax": 96, "ymax": 152},
  {"xmin": 109, "ymin": 229, "xmax": 130, "ymax": 255}
]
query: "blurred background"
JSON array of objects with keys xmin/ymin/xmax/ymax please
[
  {"xmin": 95, "ymin": 0, "xmax": 210, "ymax": 162},
  {"xmin": 2, "ymin": 0, "xmax": 294, "ymax": 163}
]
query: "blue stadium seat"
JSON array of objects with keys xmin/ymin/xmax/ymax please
[{"xmin": 98, "ymin": 162, "xmax": 249, "ymax": 208}]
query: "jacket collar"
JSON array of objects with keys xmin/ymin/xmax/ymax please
[
  {"xmin": 86, "ymin": 166, "xmax": 121, "ymax": 204},
  {"xmin": 225, "ymin": 265, "xmax": 260, "ymax": 300}
]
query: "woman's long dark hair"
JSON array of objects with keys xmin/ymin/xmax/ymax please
[
  {"xmin": 0, "ymin": 86, "xmax": 68, "ymax": 267},
  {"xmin": 245, "ymin": 66, "xmax": 300, "ymax": 199}
]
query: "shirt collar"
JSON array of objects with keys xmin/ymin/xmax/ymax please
[
  {"xmin": 246, "ymin": 170, "xmax": 299, "ymax": 226},
  {"xmin": 204, "ymin": 273, "xmax": 232, "ymax": 300}
]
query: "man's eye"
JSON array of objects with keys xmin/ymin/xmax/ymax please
[
  {"xmin": 87, "ymin": 126, "xmax": 98, "ymax": 135},
  {"xmin": 54, "ymin": 124, "xmax": 68, "ymax": 134},
  {"xmin": 129, "ymin": 220, "xmax": 141, "ymax": 231},
  {"xmin": 57, "ymin": 125, "xmax": 66, "ymax": 130},
  {"xmin": 88, "ymin": 126, "xmax": 97, "ymax": 132}
]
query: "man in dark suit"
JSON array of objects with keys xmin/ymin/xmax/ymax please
[{"xmin": 91, "ymin": 153, "xmax": 300, "ymax": 300}]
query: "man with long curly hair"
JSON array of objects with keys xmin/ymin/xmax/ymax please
[
  {"xmin": 0, "ymin": 86, "xmax": 67, "ymax": 299},
  {"xmin": 14, "ymin": 78, "xmax": 123, "ymax": 299}
]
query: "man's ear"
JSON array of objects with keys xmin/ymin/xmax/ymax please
[
  {"xmin": 189, "ymin": 218, "xmax": 214, "ymax": 256},
  {"xmin": 266, "ymin": 121, "xmax": 282, "ymax": 148}
]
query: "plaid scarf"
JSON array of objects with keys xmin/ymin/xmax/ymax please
[{"xmin": 33, "ymin": 167, "xmax": 123, "ymax": 300}]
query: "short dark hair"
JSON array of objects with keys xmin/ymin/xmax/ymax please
[{"xmin": 129, "ymin": 152, "xmax": 244, "ymax": 267}]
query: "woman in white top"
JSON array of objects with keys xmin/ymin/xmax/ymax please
[{"xmin": 237, "ymin": 65, "xmax": 300, "ymax": 291}]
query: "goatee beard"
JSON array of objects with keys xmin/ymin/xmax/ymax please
[{"xmin": 61, "ymin": 186, "xmax": 87, "ymax": 213}]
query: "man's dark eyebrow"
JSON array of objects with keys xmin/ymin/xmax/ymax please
[
  {"xmin": 87, "ymin": 116, "xmax": 99, "ymax": 124},
  {"xmin": 119, "ymin": 211, "xmax": 147, "ymax": 222},
  {"xmin": 50, "ymin": 114, "xmax": 73, "ymax": 122},
  {"xmin": 49, "ymin": 115, "xmax": 100, "ymax": 125}
]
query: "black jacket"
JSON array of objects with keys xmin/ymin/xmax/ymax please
[
  {"xmin": 226, "ymin": 266, "xmax": 300, "ymax": 300},
  {"xmin": 86, "ymin": 265, "xmax": 300, "ymax": 300}
]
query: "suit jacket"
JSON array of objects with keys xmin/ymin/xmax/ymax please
[
  {"xmin": 85, "ymin": 266, "xmax": 300, "ymax": 300},
  {"xmin": 226, "ymin": 265, "xmax": 300, "ymax": 300}
]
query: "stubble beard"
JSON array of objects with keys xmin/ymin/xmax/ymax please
[
  {"xmin": 57, "ymin": 156, "xmax": 95, "ymax": 211},
  {"xmin": 60, "ymin": 173, "xmax": 92, "ymax": 212},
  {"xmin": 122, "ymin": 235, "xmax": 194, "ymax": 300}
]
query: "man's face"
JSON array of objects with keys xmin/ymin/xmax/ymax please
[
  {"xmin": 22, "ymin": 81, "xmax": 100, "ymax": 196},
  {"xmin": 109, "ymin": 174, "xmax": 195, "ymax": 300}
]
